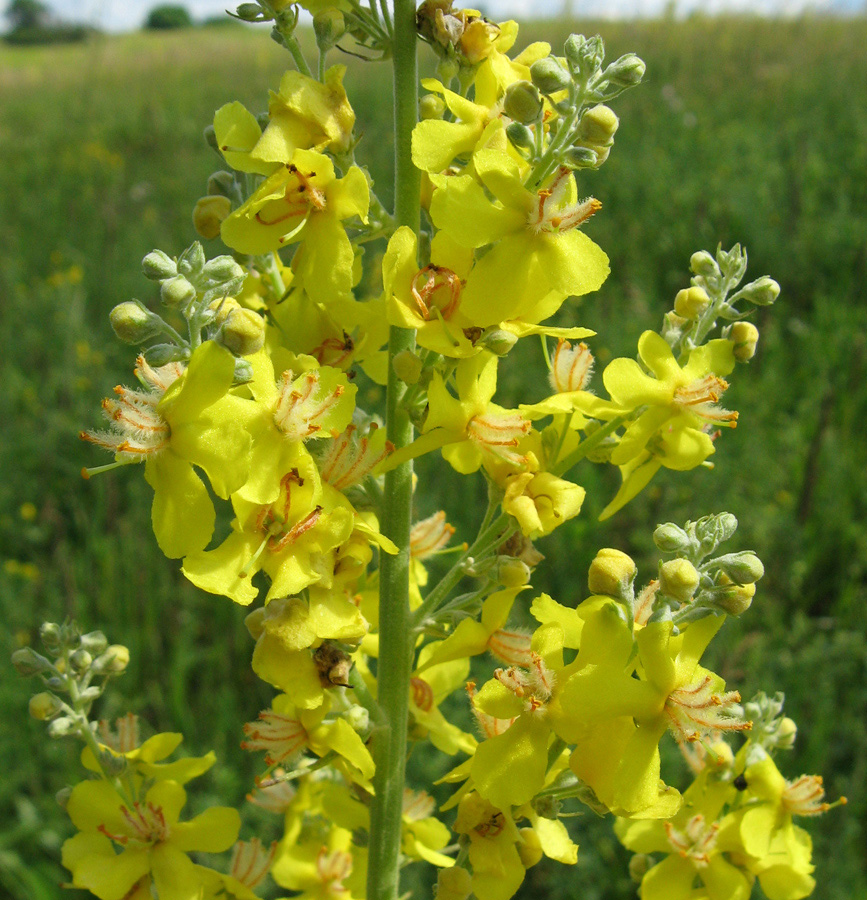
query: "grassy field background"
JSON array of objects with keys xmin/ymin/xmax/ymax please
[{"xmin": 1, "ymin": 14, "xmax": 866, "ymax": 899}]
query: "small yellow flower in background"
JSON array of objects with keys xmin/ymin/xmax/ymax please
[{"xmin": 19, "ymin": 501, "xmax": 38, "ymax": 521}]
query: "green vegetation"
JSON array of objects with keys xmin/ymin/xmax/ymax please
[
  {"xmin": 1, "ymin": 16, "xmax": 865, "ymax": 899},
  {"xmin": 144, "ymin": 4, "xmax": 194, "ymax": 30},
  {"xmin": 2, "ymin": 0, "xmax": 89, "ymax": 44}
]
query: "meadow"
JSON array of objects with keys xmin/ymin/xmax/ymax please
[{"xmin": 1, "ymin": 13, "xmax": 866, "ymax": 899}]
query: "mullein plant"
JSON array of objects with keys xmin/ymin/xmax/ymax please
[{"xmin": 14, "ymin": 1, "xmax": 845, "ymax": 898}]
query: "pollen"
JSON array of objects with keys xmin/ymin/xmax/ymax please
[
  {"xmin": 549, "ymin": 340, "xmax": 595, "ymax": 393},
  {"xmin": 528, "ymin": 167, "xmax": 601, "ymax": 235},
  {"xmin": 274, "ymin": 369, "xmax": 345, "ymax": 442},
  {"xmin": 80, "ymin": 356, "xmax": 182, "ymax": 462},
  {"xmin": 664, "ymin": 675, "xmax": 751, "ymax": 745},
  {"xmin": 674, "ymin": 375, "xmax": 738, "ymax": 427}
]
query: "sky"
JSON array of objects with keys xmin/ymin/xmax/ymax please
[{"xmin": 27, "ymin": 0, "xmax": 865, "ymax": 33}]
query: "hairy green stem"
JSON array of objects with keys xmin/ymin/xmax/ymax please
[{"xmin": 366, "ymin": 1, "xmax": 419, "ymax": 898}]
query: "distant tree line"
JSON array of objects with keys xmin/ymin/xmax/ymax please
[{"xmin": 3, "ymin": 0, "xmax": 90, "ymax": 44}]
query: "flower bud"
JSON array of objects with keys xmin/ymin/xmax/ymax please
[
  {"xmin": 715, "ymin": 551, "xmax": 764, "ymax": 584},
  {"xmin": 220, "ymin": 308, "xmax": 265, "ymax": 357},
  {"xmin": 144, "ymin": 343, "xmax": 186, "ymax": 367},
  {"xmin": 739, "ymin": 275, "xmax": 780, "ymax": 307},
  {"xmin": 695, "ymin": 512, "xmax": 738, "ymax": 551},
  {"xmin": 29, "ymin": 692, "xmax": 62, "ymax": 720},
  {"xmin": 503, "ymin": 81, "xmax": 544, "ymax": 124},
  {"xmin": 653, "ymin": 522, "xmax": 692, "ymax": 553},
  {"xmin": 506, "ymin": 122, "xmax": 535, "ymax": 151},
  {"xmin": 109, "ymin": 301, "xmax": 161, "ymax": 344},
  {"xmin": 207, "ymin": 170, "xmax": 236, "ymax": 197},
  {"xmin": 730, "ymin": 321, "xmax": 759, "ymax": 361},
  {"xmin": 588, "ymin": 548, "xmax": 636, "ymax": 598},
  {"xmin": 496, "ymin": 557, "xmax": 532, "ymax": 588},
  {"xmin": 142, "ymin": 249, "xmax": 177, "ymax": 282},
  {"xmin": 674, "ymin": 285, "xmax": 711, "ymax": 319},
  {"xmin": 345, "ymin": 705, "xmax": 369, "ymax": 734},
  {"xmin": 313, "ymin": 8, "xmax": 345, "ymax": 48},
  {"xmin": 517, "ymin": 828, "xmax": 543, "ymax": 868},
  {"xmin": 393, "ymin": 350, "xmax": 424, "ymax": 385},
  {"xmin": 160, "ymin": 275, "xmax": 197, "ymax": 309},
  {"xmin": 202, "ymin": 255, "xmax": 245, "ymax": 283},
  {"xmin": 234, "ymin": 358, "xmax": 254, "ymax": 384},
  {"xmin": 236, "ymin": 2, "xmax": 268, "ymax": 20},
  {"xmin": 577, "ymin": 105, "xmax": 619, "ymax": 144},
  {"xmin": 177, "ymin": 242, "xmax": 206, "ymax": 277},
  {"xmin": 479, "ymin": 329, "xmax": 518, "ymax": 356},
  {"xmin": 93, "ymin": 645, "xmax": 130, "ymax": 675},
  {"xmin": 603, "ymin": 53, "xmax": 646, "ymax": 89},
  {"xmin": 39, "ymin": 621, "xmax": 62, "ymax": 647},
  {"xmin": 564, "ymin": 33, "xmax": 604, "ymax": 79},
  {"xmin": 437, "ymin": 866, "xmax": 472, "ymax": 900},
  {"xmin": 564, "ymin": 145, "xmax": 602, "ymax": 169},
  {"xmin": 193, "ymin": 195, "xmax": 232, "ymax": 240},
  {"xmin": 203, "ymin": 124, "xmax": 219, "ymax": 153},
  {"xmin": 690, "ymin": 250, "xmax": 719, "ymax": 279},
  {"xmin": 47, "ymin": 716, "xmax": 77, "ymax": 738},
  {"xmin": 775, "ymin": 716, "xmax": 797, "ymax": 751},
  {"xmin": 436, "ymin": 56, "xmax": 460, "ymax": 85},
  {"xmin": 714, "ymin": 574, "xmax": 755, "ymax": 615},
  {"xmin": 658, "ymin": 559, "xmax": 700, "ymax": 604},
  {"xmin": 419, "ymin": 94, "xmax": 446, "ymax": 120},
  {"xmin": 69, "ymin": 649, "xmax": 93, "ymax": 673},
  {"xmin": 529, "ymin": 58, "xmax": 571, "ymax": 95},
  {"xmin": 11, "ymin": 647, "xmax": 51, "ymax": 677},
  {"xmin": 80, "ymin": 631, "xmax": 108, "ymax": 655}
]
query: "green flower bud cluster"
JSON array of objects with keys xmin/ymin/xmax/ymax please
[
  {"xmin": 743, "ymin": 691, "xmax": 798, "ymax": 753},
  {"xmin": 12, "ymin": 619, "xmax": 130, "ymax": 741},
  {"xmin": 649, "ymin": 513, "xmax": 764, "ymax": 622},
  {"xmin": 131, "ymin": 241, "xmax": 260, "ymax": 376}
]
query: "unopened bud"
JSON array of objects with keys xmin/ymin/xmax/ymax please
[
  {"xmin": 160, "ymin": 275, "xmax": 197, "ymax": 309},
  {"xmin": 203, "ymin": 123, "xmax": 219, "ymax": 152},
  {"xmin": 234, "ymin": 358, "xmax": 254, "ymax": 384},
  {"xmin": 313, "ymin": 8, "xmax": 345, "ymax": 48},
  {"xmin": 739, "ymin": 276, "xmax": 780, "ymax": 307},
  {"xmin": 564, "ymin": 33, "xmax": 604, "ymax": 79},
  {"xmin": 12, "ymin": 647, "xmax": 51, "ymax": 677},
  {"xmin": 437, "ymin": 866, "xmax": 472, "ymax": 900},
  {"xmin": 40, "ymin": 622, "xmax": 62, "ymax": 647},
  {"xmin": 653, "ymin": 522, "xmax": 692, "ymax": 553},
  {"xmin": 419, "ymin": 94, "xmax": 446, "ymax": 120},
  {"xmin": 144, "ymin": 343, "xmax": 186, "ymax": 367},
  {"xmin": 674, "ymin": 285, "xmax": 711, "ymax": 319},
  {"xmin": 80, "ymin": 631, "xmax": 108, "ymax": 655},
  {"xmin": 109, "ymin": 301, "xmax": 161, "ymax": 344},
  {"xmin": 695, "ymin": 512, "xmax": 738, "ymax": 551},
  {"xmin": 193, "ymin": 195, "xmax": 232, "ymax": 241},
  {"xmin": 496, "ymin": 557, "xmax": 532, "ymax": 587},
  {"xmin": 93, "ymin": 645, "xmax": 130, "ymax": 675},
  {"xmin": 29, "ymin": 692, "xmax": 62, "ymax": 720},
  {"xmin": 220, "ymin": 308, "xmax": 265, "ymax": 356},
  {"xmin": 776, "ymin": 716, "xmax": 797, "ymax": 750},
  {"xmin": 588, "ymin": 548, "xmax": 636, "ymax": 598},
  {"xmin": 142, "ymin": 249, "xmax": 177, "ymax": 282},
  {"xmin": 69, "ymin": 649, "xmax": 92, "ymax": 673},
  {"xmin": 177, "ymin": 242, "xmax": 206, "ymax": 277},
  {"xmin": 345, "ymin": 705, "xmax": 369, "ymax": 733},
  {"xmin": 529, "ymin": 57, "xmax": 571, "ymax": 95},
  {"xmin": 202, "ymin": 255, "xmax": 245, "ymax": 283},
  {"xmin": 47, "ymin": 716, "xmax": 77, "ymax": 738},
  {"xmin": 577, "ymin": 105, "xmax": 619, "ymax": 144},
  {"xmin": 393, "ymin": 350, "xmax": 423, "ymax": 385},
  {"xmin": 207, "ymin": 170, "xmax": 236, "ymax": 197},
  {"xmin": 236, "ymin": 2, "xmax": 267, "ymax": 20},
  {"xmin": 479, "ymin": 328, "xmax": 518, "ymax": 356},
  {"xmin": 563, "ymin": 145, "xmax": 601, "ymax": 168},
  {"xmin": 690, "ymin": 250, "xmax": 719, "ymax": 279},
  {"xmin": 714, "ymin": 574, "xmax": 755, "ymax": 616},
  {"xmin": 715, "ymin": 551, "xmax": 764, "ymax": 584},
  {"xmin": 517, "ymin": 828, "xmax": 543, "ymax": 868},
  {"xmin": 503, "ymin": 81, "xmax": 544, "ymax": 124},
  {"xmin": 658, "ymin": 559, "xmax": 700, "ymax": 604},
  {"xmin": 506, "ymin": 121, "xmax": 535, "ymax": 150},
  {"xmin": 730, "ymin": 321, "xmax": 759, "ymax": 361},
  {"xmin": 603, "ymin": 53, "xmax": 646, "ymax": 89}
]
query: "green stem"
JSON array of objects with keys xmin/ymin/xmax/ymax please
[
  {"xmin": 366, "ymin": 1, "xmax": 419, "ymax": 898},
  {"xmin": 553, "ymin": 415, "xmax": 627, "ymax": 477},
  {"xmin": 282, "ymin": 31, "xmax": 313, "ymax": 78}
]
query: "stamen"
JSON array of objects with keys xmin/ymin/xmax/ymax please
[
  {"xmin": 411, "ymin": 677, "xmax": 435, "ymax": 712},
  {"xmin": 674, "ymin": 375, "xmax": 738, "ymax": 427},
  {"xmin": 467, "ymin": 412, "xmax": 531, "ymax": 467},
  {"xmin": 241, "ymin": 709, "xmax": 308, "ymax": 766},
  {"xmin": 782, "ymin": 775, "xmax": 835, "ymax": 817},
  {"xmin": 664, "ymin": 815, "xmax": 719, "ymax": 867},
  {"xmin": 549, "ymin": 340, "xmax": 594, "ymax": 393},
  {"xmin": 466, "ymin": 681, "xmax": 516, "ymax": 738},
  {"xmin": 274, "ymin": 369, "xmax": 346, "ymax": 442},
  {"xmin": 409, "ymin": 511, "xmax": 455, "ymax": 559},
  {"xmin": 230, "ymin": 839, "xmax": 277, "ymax": 889},
  {"xmin": 486, "ymin": 629, "xmax": 533, "ymax": 667},
  {"xmin": 664, "ymin": 676, "xmax": 751, "ymax": 745},
  {"xmin": 410, "ymin": 265, "xmax": 463, "ymax": 321}
]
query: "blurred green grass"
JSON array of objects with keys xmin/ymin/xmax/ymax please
[{"xmin": 1, "ymin": 15, "xmax": 865, "ymax": 899}]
